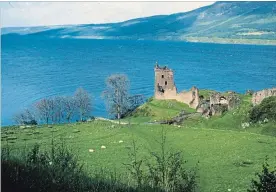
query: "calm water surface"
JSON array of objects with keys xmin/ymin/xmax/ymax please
[{"xmin": 2, "ymin": 36, "xmax": 276, "ymax": 125}]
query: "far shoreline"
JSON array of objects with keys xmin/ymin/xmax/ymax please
[
  {"xmin": 67, "ymin": 36, "xmax": 276, "ymax": 46},
  {"xmin": 3, "ymin": 33, "xmax": 276, "ymax": 46}
]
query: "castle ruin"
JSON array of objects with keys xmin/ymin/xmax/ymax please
[
  {"xmin": 252, "ymin": 88, "xmax": 276, "ymax": 105},
  {"xmin": 198, "ymin": 92, "xmax": 241, "ymax": 117},
  {"xmin": 154, "ymin": 64, "xmax": 200, "ymax": 109}
]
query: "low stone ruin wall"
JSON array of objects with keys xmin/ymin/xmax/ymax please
[
  {"xmin": 155, "ymin": 87, "xmax": 200, "ymax": 109},
  {"xmin": 252, "ymin": 88, "xmax": 276, "ymax": 105}
]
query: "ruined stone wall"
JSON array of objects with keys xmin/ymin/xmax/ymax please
[
  {"xmin": 197, "ymin": 91, "xmax": 241, "ymax": 118},
  {"xmin": 155, "ymin": 87, "xmax": 177, "ymax": 100},
  {"xmin": 210, "ymin": 93, "xmax": 229, "ymax": 106},
  {"xmin": 252, "ymin": 88, "xmax": 276, "ymax": 105},
  {"xmin": 155, "ymin": 87, "xmax": 199, "ymax": 108},
  {"xmin": 176, "ymin": 87, "xmax": 200, "ymax": 108}
]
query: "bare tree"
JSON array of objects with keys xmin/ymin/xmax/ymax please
[
  {"xmin": 122, "ymin": 94, "xmax": 145, "ymax": 118},
  {"xmin": 13, "ymin": 108, "xmax": 37, "ymax": 125},
  {"xmin": 102, "ymin": 74, "xmax": 130, "ymax": 124},
  {"xmin": 48, "ymin": 98, "xmax": 56, "ymax": 123},
  {"xmin": 128, "ymin": 94, "xmax": 145, "ymax": 110},
  {"xmin": 13, "ymin": 111, "xmax": 27, "ymax": 125},
  {"xmin": 52, "ymin": 96, "xmax": 65, "ymax": 123},
  {"xmin": 35, "ymin": 98, "xmax": 53, "ymax": 125},
  {"xmin": 63, "ymin": 96, "xmax": 76, "ymax": 123},
  {"xmin": 74, "ymin": 87, "xmax": 92, "ymax": 121}
]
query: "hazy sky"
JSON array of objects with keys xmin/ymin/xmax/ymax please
[{"xmin": 1, "ymin": 2, "xmax": 214, "ymax": 27}]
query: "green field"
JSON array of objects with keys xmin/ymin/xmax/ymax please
[
  {"xmin": 2, "ymin": 120, "xmax": 276, "ymax": 192},
  {"xmin": 2, "ymin": 94, "xmax": 276, "ymax": 191}
]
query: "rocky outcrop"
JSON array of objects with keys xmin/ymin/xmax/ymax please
[
  {"xmin": 252, "ymin": 88, "xmax": 276, "ymax": 105},
  {"xmin": 159, "ymin": 111, "xmax": 201, "ymax": 125}
]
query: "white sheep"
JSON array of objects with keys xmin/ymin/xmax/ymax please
[
  {"xmin": 119, "ymin": 140, "xmax": 123, "ymax": 143},
  {"xmin": 89, "ymin": 149, "xmax": 95, "ymax": 152},
  {"xmin": 101, "ymin": 145, "xmax": 106, "ymax": 149}
]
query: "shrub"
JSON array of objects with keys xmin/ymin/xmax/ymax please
[
  {"xmin": 2, "ymin": 130, "xmax": 199, "ymax": 192},
  {"xmin": 124, "ymin": 128, "xmax": 198, "ymax": 192},
  {"xmin": 261, "ymin": 124, "xmax": 276, "ymax": 137},
  {"xmin": 1, "ymin": 143, "xmax": 136, "ymax": 192},
  {"xmin": 248, "ymin": 158, "xmax": 276, "ymax": 192},
  {"xmin": 146, "ymin": 129, "xmax": 198, "ymax": 192},
  {"xmin": 13, "ymin": 108, "xmax": 37, "ymax": 125},
  {"xmin": 249, "ymin": 96, "xmax": 276, "ymax": 123},
  {"xmin": 124, "ymin": 140, "xmax": 144, "ymax": 188},
  {"xmin": 88, "ymin": 116, "xmax": 95, "ymax": 121},
  {"xmin": 24, "ymin": 119, "xmax": 38, "ymax": 125}
]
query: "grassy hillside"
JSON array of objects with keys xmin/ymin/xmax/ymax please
[
  {"xmin": 185, "ymin": 94, "xmax": 276, "ymax": 136},
  {"xmin": 2, "ymin": 2, "xmax": 276, "ymax": 45},
  {"xmin": 126, "ymin": 98, "xmax": 196, "ymax": 123},
  {"xmin": 1, "ymin": 121, "xmax": 276, "ymax": 192},
  {"xmin": 126, "ymin": 92, "xmax": 276, "ymax": 136},
  {"xmin": 2, "ymin": 90, "xmax": 276, "ymax": 191}
]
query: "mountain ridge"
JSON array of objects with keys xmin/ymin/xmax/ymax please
[{"xmin": 2, "ymin": 1, "xmax": 276, "ymax": 45}]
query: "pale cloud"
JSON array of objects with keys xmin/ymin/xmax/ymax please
[{"xmin": 1, "ymin": 2, "xmax": 214, "ymax": 27}]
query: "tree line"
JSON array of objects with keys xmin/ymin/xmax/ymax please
[
  {"xmin": 14, "ymin": 87, "xmax": 92, "ymax": 125},
  {"xmin": 13, "ymin": 74, "xmax": 145, "ymax": 125}
]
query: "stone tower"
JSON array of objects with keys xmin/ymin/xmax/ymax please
[
  {"xmin": 154, "ymin": 63, "xmax": 200, "ymax": 109},
  {"xmin": 154, "ymin": 64, "xmax": 177, "ymax": 98}
]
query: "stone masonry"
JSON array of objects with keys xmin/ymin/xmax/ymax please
[
  {"xmin": 154, "ymin": 64, "xmax": 200, "ymax": 109},
  {"xmin": 252, "ymin": 87, "xmax": 276, "ymax": 105}
]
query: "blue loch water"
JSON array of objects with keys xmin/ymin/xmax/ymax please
[{"xmin": 2, "ymin": 36, "xmax": 276, "ymax": 126}]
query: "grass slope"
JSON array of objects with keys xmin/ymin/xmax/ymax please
[
  {"xmin": 2, "ymin": 91, "xmax": 276, "ymax": 191},
  {"xmin": 126, "ymin": 98, "xmax": 196, "ymax": 123},
  {"xmin": 2, "ymin": 121, "xmax": 276, "ymax": 192},
  {"xmin": 184, "ymin": 94, "xmax": 276, "ymax": 136},
  {"xmin": 128, "ymin": 93, "xmax": 276, "ymax": 136}
]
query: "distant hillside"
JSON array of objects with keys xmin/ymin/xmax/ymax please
[{"xmin": 2, "ymin": 1, "xmax": 276, "ymax": 45}]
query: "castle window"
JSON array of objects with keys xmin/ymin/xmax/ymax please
[
  {"xmin": 165, "ymin": 81, "xmax": 167, "ymax": 85},
  {"xmin": 161, "ymin": 75, "xmax": 164, "ymax": 78}
]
